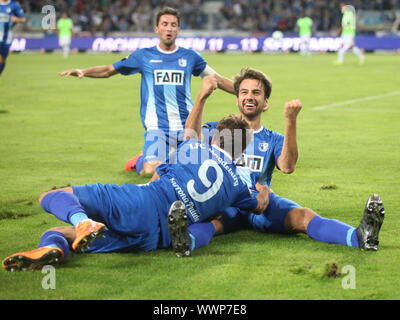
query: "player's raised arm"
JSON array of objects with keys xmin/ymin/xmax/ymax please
[
  {"xmin": 59, "ymin": 64, "xmax": 117, "ymax": 79},
  {"xmin": 277, "ymin": 99, "xmax": 302, "ymax": 174},
  {"xmin": 200, "ymin": 66, "xmax": 235, "ymax": 94},
  {"xmin": 184, "ymin": 75, "xmax": 218, "ymax": 140}
]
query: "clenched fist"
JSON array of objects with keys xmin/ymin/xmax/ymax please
[
  {"xmin": 284, "ymin": 99, "xmax": 302, "ymax": 121},
  {"xmin": 199, "ymin": 74, "xmax": 219, "ymax": 98}
]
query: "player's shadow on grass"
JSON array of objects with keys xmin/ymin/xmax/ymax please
[
  {"xmin": 63, "ymin": 227, "xmax": 386, "ymax": 271},
  {"xmin": 208, "ymin": 229, "xmax": 302, "ymax": 249},
  {"xmin": 202, "ymin": 229, "xmax": 374, "ymax": 255}
]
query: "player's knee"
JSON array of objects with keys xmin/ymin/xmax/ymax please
[
  {"xmin": 285, "ymin": 207, "xmax": 317, "ymax": 234},
  {"xmin": 38, "ymin": 191, "xmax": 51, "ymax": 205},
  {"xmin": 38, "ymin": 187, "xmax": 73, "ymax": 205}
]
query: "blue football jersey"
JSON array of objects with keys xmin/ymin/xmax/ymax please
[
  {"xmin": 113, "ymin": 45, "xmax": 207, "ymax": 132},
  {"xmin": 202, "ymin": 122, "xmax": 284, "ymax": 188},
  {"xmin": 156, "ymin": 139, "xmax": 258, "ymax": 224},
  {"xmin": 0, "ymin": 1, "xmax": 24, "ymax": 44}
]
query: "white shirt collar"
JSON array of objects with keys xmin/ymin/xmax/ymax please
[
  {"xmin": 253, "ymin": 126, "xmax": 264, "ymax": 134},
  {"xmin": 156, "ymin": 45, "xmax": 179, "ymax": 54}
]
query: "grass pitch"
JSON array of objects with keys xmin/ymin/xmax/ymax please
[{"xmin": 0, "ymin": 51, "xmax": 399, "ymax": 300}]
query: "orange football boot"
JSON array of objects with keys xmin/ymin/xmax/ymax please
[
  {"xmin": 72, "ymin": 220, "xmax": 107, "ymax": 253},
  {"xmin": 124, "ymin": 151, "xmax": 143, "ymax": 171},
  {"xmin": 2, "ymin": 247, "xmax": 64, "ymax": 271}
]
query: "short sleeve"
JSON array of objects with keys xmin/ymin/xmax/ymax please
[
  {"xmin": 272, "ymin": 132, "xmax": 284, "ymax": 168},
  {"xmin": 201, "ymin": 122, "xmax": 218, "ymax": 144},
  {"xmin": 13, "ymin": 2, "xmax": 25, "ymax": 17},
  {"xmin": 191, "ymin": 51, "xmax": 207, "ymax": 77},
  {"xmin": 112, "ymin": 50, "xmax": 142, "ymax": 75}
]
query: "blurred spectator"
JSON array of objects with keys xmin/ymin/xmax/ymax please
[{"xmin": 21, "ymin": 0, "xmax": 400, "ymax": 35}]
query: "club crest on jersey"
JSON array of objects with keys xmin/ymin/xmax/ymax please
[
  {"xmin": 178, "ymin": 58, "xmax": 187, "ymax": 67},
  {"xmin": 259, "ymin": 142, "xmax": 269, "ymax": 152},
  {"xmin": 154, "ymin": 70, "xmax": 184, "ymax": 85}
]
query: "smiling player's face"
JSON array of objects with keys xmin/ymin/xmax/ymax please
[
  {"xmin": 237, "ymin": 79, "xmax": 269, "ymax": 120},
  {"xmin": 155, "ymin": 14, "xmax": 180, "ymax": 50}
]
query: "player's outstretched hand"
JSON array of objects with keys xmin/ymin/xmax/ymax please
[
  {"xmin": 59, "ymin": 69, "xmax": 84, "ymax": 78},
  {"xmin": 284, "ymin": 99, "xmax": 302, "ymax": 121}
]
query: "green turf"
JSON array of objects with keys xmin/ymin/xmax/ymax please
[{"xmin": 0, "ymin": 52, "xmax": 399, "ymax": 300}]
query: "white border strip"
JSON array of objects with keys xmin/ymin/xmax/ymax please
[{"xmin": 312, "ymin": 91, "xmax": 400, "ymax": 110}]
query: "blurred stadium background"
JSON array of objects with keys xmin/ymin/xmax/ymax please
[{"xmin": 10, "ymin": 0, "xmax": 400, "ymax": 53}]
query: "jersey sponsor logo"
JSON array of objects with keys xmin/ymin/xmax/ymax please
[
  {"xmin": 235, "ymin": 154, "xmax": 263, "ymax": 172},
  {"xmin": 154, "ymin": 70, "xmax": 184, "ymax": 85}
]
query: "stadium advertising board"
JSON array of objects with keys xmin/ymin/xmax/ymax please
[{"xmin": 10, "ymin": 35, "xmax": 400, "ymax": 52}]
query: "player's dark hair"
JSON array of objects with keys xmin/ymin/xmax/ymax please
[
  {"xmin": 156, "ymin": 7, "xmax": 181, "ymax": 26},
  {"xmin": 233, "ymin": 68, "xmax": 272, "ymax": 99},
  {"xmin": 214, "ymin": 114, "xmax": 253, "ymax": 160}
]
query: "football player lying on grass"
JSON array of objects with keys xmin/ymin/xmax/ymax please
[{"xmin": 2, "ymin": 81, "xmax": 270, "ymax": 271}]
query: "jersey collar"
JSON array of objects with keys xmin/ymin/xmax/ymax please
[
  {"xmin": 253, "ymin": 126, "xmax": 264, "ymax": 134},
  {"xmin": 156, "ymin": 45, "xmax": 179, "ymax": 54}
]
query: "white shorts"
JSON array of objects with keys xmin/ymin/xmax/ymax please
[
  {"xmin": 300, "ymin": 35, "xmax": 311, "ymax": 43},
  {"xmin": 59, "ymin": 36, "xmax": 71, "ymax": 47},
  {"xmin": 341, "ymin": 35, "xmax": 355, "ymax": 50}
]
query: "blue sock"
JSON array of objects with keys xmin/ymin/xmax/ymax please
[
  {"xmin": 38, "ymin": 230, "xmax": 70, "ymax": 258},
  {"xmin": 188, "ymin": 222, "xmax": 216, "ymax": 251},
  {"xmin": 136, "ymin": 155, "xmax": 144, "ymax": 175},
  {"xmin": 41, "ymin": 191, "xmax": 88, "ymax": 225},
  {"xmin": 307, "ymin": 215, "xmax": 359, "ymax": 248},
  {"xmin": 0, "ymin": 63, "xmax": 5, "ymax": 75}
]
